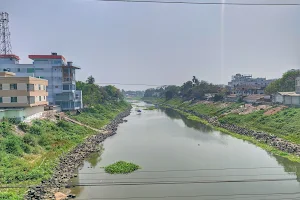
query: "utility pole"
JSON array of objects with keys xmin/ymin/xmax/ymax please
[{"xmin": 0, "ymin": 12, "xmax": 12, "ymax": 55}]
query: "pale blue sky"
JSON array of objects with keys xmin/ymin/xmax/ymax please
[{"xmin": 1, "ymin": 0, "xmax": 299, "ymax": 90}]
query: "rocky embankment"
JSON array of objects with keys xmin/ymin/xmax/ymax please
[
  {"xmin": 166, "ymin": 105, "xmax": 300, "ymax": 157},
  {"xmin": 25, "ymin": 108, "xmax": 131, "ymax": 200}
]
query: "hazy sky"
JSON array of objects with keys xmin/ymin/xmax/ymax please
[{"xmin": 1, "ymin": 0, "xmax": 299, "ymax": 90}]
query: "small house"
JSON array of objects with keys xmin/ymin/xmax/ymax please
[{"xmin": 273, "ymin": 77, "xmax": 300, "ymax": 106}]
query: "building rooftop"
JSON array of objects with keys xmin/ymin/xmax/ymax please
[
  {"xmin": 0, "ymin": 71, "xmax": 15, "ymax": 77},
  {"xmin": 278, "ymin": 92, "xmax": 300, "ymax": 97},
  {"xmin": 0, "ymin": 54, "xmax": 20, "ymax": 60},
  {"xmin": 61, "ymin": 65, "xmax": 80, "ymax": 69},
  {"xmin": 243, "ymin": 94, "xmax": 265, "ymax": 101},
  {"xmin": 28, "ymin": 54, "xmax": 66, "ymax": 61}
]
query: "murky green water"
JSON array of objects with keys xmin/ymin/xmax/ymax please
[{"xmin": 71, "ymin": 102, "xmax": 300, "ymax": 200}]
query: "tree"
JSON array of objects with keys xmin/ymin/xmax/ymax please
[
  {"xmin": 76, "ymin": 77, "xmax": 124, "ymax": 107},
  {"xmin": 192, "ymin": 76, "xmax": 200, "ymax": 86},
  {"xmin": 265, "ymin": 70, "xmax": 300, "ymax": 94},
  {"xmin": 86, "ymin": 76, "xmax": 95, "ymax": 84},
  {"xmin": 164, "ymin": 85, "xmax": 180, "ymax": 100},
  {"xmin": 181, "ymin": 81, "xmax": 193, "ymax": 99},
  {"xmin": 213, "ymin": 94, "xmax": 224, "ymax": 102}
]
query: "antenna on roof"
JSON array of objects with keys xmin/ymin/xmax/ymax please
[{"xmin": 0, "ymin": 12, "xmax": 12, "ymax": 55}]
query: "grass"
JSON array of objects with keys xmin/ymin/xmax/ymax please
[
  {"xmin": 144, "ymin": 106, "xmax": 156, "ymax": 110},
  {"xmin": 0, "ymin": 101, "xmax": 130, "ymax": 200},
  {"xmin": 219, "ymin": 108, "xmax": 300, "ymax": 144},
  {"xmin": 174, "ymin": 108, "xmax": 300, "ymax": 163},
  {"xmin": 146, "ymin": 97, "xmax": 300, "ymax": 162},
  {"xmin": 104, "ymin": 161, "xmax": 141, "ymax": 174},
  {"xmin": 68, "ymin": 101, "xmax": 129, "ymax": 129}
]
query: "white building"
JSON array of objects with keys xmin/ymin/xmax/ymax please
[
  {"xmin": 228, "ymin": 73, "xmax": 275, "ymax": 95},
  {"xmin": 273, "ymin": 77, "xmax": 300, "ymax": 106},
  {"xmin": 0, "ymin": 53, "xmax": 82, "ymax": 111}
]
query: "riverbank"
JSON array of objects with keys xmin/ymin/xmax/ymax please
[
  {"xmin": 0, "ymin": 101, "xmax": 130, "ymax": 200},
  {"xmin": 25, "ymin": 108, "xmax": 131, "ymax": 199},
  {"xmin": 143, "ymin": 98, "xmax": 300, "ymax": 162}
]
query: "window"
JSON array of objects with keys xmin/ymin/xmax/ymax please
[
  {"xmin": 38, "ymin": 84, "xmax": 41, "ymax": 90},
  {"xmin": 17, "ymin": 68, "xmax": 20, "ymax": 72},
  {"xmin": 39, "ymin": 96, "xmax": 41, "ymax": 101},
  {"xmin": 10, "ymin": 84, "xmax": 17, "ymax": 90},
  {"xmin": 55, "ymin": 86, "xmax": 58, "ymax": 88},
  {"xmin": 0, "ymin": 84, "xmax": 2, "ymax": 90},
  {"xmin": 0, "ymin": 97, "xmax": 2, "ymax": 103},
  {"xmin": 11, "ymin": 97, "xmax": 17, "ymax": 103},
  {"xmin": 27, "ymin": 68, "xmax": 35, "ymax": 73},
  {"xmin": 63, "ymin": 85, "xmax": 69, "ymax": 90}
]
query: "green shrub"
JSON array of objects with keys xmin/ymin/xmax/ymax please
[
  {"xmin": 38, "ymin": 133, "xmax": 52, "ymax": 147},
  {"xmin": 21, "ymin": 143, "xmax": 33, "ymax": 154},
  {"xmin": 29, "ymin": 125, "xmax": 43, "ymax": 135},
  {"xmin": 3, "ymin": 135, "xmax": 23, "ymax": 156},
  {"xmin": 23, "ymin": 134, "xmax": 37, "ymax": 147},
  {"xmin": 18, "ymin": 122, "xmax": 30, "ymax": 132},
  {"xmin": 0, "ymin": 121, "xmax": 12, "ymax": 137},
  {"xmin": 57, "ymin": 120, "xmax": 71, "ymax": 129},
  {"xmin": 104, "ymin": 161, "xmax": 141, "ymax": 174}
]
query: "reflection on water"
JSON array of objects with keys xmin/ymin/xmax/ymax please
[
  {"xmin": 164, "ymin": 107, "xmax": 300, "ymax": 181},
  {"xmin": 273, "ymin": 155, "xmax": 300, "ymax": 182},
  {"xmin": 70, "ymin": 103, "xmax": 300, "ymax": 199},
  {"xmin": 163, "ymin": 108, "xmax": 214, "ymax": 133},
  {"xmin": 86, "ymin": 151, "xmax": 103, "ymax": 168}
]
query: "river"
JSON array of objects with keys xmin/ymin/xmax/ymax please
[{"xmin": 70, "ymin": 102, "xmax": 300, "ymax": 200}]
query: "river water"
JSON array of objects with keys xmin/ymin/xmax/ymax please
[{"xmin": 71, "ymin": 102, "xmax": 300, "ymax": 200}]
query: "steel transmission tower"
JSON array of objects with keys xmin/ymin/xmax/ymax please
[{"xmin": 0, "ymin": 12, "xmax": 12, "ymax": 55}]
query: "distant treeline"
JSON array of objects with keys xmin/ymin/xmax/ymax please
[
  {"xmin": 144, "ymin": 76, "xmax": 228, "ymax": 101},
  {"xmin": 265, "ymin": 70, "xmax": 300, "ymax": 95},
  {"xmin": 76, "ymin": 76, "xmax": 124, "ymax": 107},
  {"xmin": 122, "ymin": 90, "xmax": 145, "ymax": 97}
]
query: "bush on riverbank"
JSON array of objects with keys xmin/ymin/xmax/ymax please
[
  {"xmin": 0, "ymin": 101, "xmax": 129, "ymax": 199},
  {"xmin": 145, "ymin": 97, "xmax": 300, "ymax": 144},
  {"xmin": 69, "ymin": 100, "xmax": 129, "ymax": 129},
  {"xmin": 220, "ymin": 108, "xmax": 300, "ymax": 144},
  {"xmin": 144, "ymin": 106, "xmax": 156, "ymax": 110},
  {"xmin": 104, "ymin": 161, "xmax": 141, "ymax": 174}
]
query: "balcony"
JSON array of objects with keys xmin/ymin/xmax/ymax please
[
  {"xmin": 63, "ymin": 77, "xmax": 76, "ymax": 82},
  {"xmin": 55, "ymin": 92, "xmax": 74, "ymax": 101}
]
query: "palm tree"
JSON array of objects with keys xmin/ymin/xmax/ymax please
[{"xmin": 86, "ymin": 75, "xmax": 95, "ymax": 84}]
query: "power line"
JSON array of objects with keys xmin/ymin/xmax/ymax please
[
  {"xmin": 96, "ymin": 0, "xmax": 300, "ymax": 6},
  {"xmin": 96, "ymin": 82, "xmax": 166, "ymax": 87},
  {"xmin": 76, "ymin": 173, "xmax": 293, "ymax": 181},
  {"xmin": 0, "ymin": 177, "xmax": 296, "ymax": 189},
  {"xmin": 66, "ymin": 177, "xmax": 297, "ymax": 187},
  {"xmin": 75, "ymin": 191, "xmax": 300, "ymax": 200},
  {"xmin": 78, "ymin": 166, "xmax": 284, "ymax": 174}
]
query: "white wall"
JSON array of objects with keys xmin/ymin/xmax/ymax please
[
  {"xmin": 2, "ymin": 97, "xmax": 10, "ymax": 103},
  {"xmin": 17, "ymin": 83, "xmax": 27, "ymax": 90},
  {"xmin": 275, "ymin": 94, "xmax": 283, "ymax": 103},
  {"xmin": 24, "ymin": 106, "xmax": 44, "ymax": 117},
  {"xmin": 2, "ymin": 83, "xmax": 9, "ymax": 90},
  {"xmin": 17, "ymin": 96, "xmax": 27, "ymax": 103}
]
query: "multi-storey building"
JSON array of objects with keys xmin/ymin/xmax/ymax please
[
  {"xmin": 0, "ymin": 71, "xmax": 48, "ymax": 121},
  {"xmin": 228, "ymin": 73, "xmax": 275, "ymax": 95},
  {"xmin": 0, "ymin": 53, "xmax": 82, "ymax": 111}
]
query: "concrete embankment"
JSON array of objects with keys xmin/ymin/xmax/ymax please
[
  {"xmin": 162, "ymin": 104, "xmax": 300, "ymax": 157},
  {"xmin": 25, "ymin": 107, "xmax": 131, "ymax": 200}
]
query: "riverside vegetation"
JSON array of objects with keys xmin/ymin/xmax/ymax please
[
  {"xmin": 142, "ymin": 72, "xmax": 300, "ymax": 162},
  {"xmin": 0, "ymin": 76, "xmax": 129, "ymax": 200},
  {"xmin": 104, "ymin": 161, "xmax": 141, "ymax": 174},
  {"xmin": 143, "ymin": 97, "xmax": 300, "ymax": 162}
]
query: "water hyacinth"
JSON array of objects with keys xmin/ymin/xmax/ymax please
[{"xmin": 104, "ymin": 161, "xmax": 141, "ymax": 174}]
